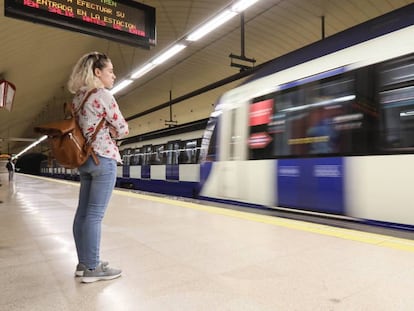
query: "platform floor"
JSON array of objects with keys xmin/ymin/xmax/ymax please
[{"xmin": 1, "ymin": 173, "xmax": 414, "ymax": 310}]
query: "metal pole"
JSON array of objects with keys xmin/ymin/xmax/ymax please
[
  {"xmin": 321, "ymin": 15, "xmax": 325, "ymax": 40},
  {"xmin": 241, "ymin": 12, "xmax": 245, "ymax": 57}
]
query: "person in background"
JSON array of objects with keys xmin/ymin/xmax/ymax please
[
  {"xmin": 67, "ymin": 51, "xmax": 129, "ymax": 283},
  {"xmin": 6, "ymin": 158, "xmax": 15, "ymax": 182}
]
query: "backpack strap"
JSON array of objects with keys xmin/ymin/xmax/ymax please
[
  {"xmin": 88, "ymin": 118, "xmax": 106, "ymax": 165},
  {"xmin": 72, "ymin": 88, "xmax": 98, "ymax": 116},
  {"xmin": 73, "ymin": 88, "xmax": 106, "ymax": 166}
]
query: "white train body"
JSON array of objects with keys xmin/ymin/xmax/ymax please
[{"xmin": 199, "ymin": 4, "xmax": 414, "ymax": 228}]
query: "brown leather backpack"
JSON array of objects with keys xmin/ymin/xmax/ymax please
[{"xmin": 34, "ymin": 89, "xmax": 105, "ymax": 169}]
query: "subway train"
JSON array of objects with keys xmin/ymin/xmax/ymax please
[
  {"xmin": 40, "ymin": 119, "xmax": 206, "ymax": 198},
  {"xmin": 116, "ymin": 119, "xmax": 206, "ymax": 197},
  {"xmin": 39, "ymin": 4, "xmax": 414, "ymax": 229},
  {"xmin": 198, "ymin": 3, "xmax": 414, "ymax": 229}
]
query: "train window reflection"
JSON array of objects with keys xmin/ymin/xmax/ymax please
[
  {"xmin": 249, "ymin": 74, "xmax": 360, "ymax": 160},
  {"xmin": 151, "ymin": 144, "xmax": 165, "ymax": 165},
  {"xmin": 380, "ymin": 55, "xmax": 414, "ymax": 87},
  {"xmin": 380, "ymin": 55, "xmax": 414, "ymax": 151},
  {"xmin": 141, "ymin": 145, "xmax": 152, "ymax": 165},
  {"xmin": 304, "ymin": 78, "xmax": 354, "ymax": 155},
  {"xmin": 166, "ymin": 141, "xmax": 180, "ymax": 165},
  {"xmin": 380, "ymin": 86, "xmax": 414, "ymax": 149},
  {"xmin": 121, "ymin": 148, "xmax": 133, "ymax": 165},
  {"xmin": 201, "ymin": 118, "xmax": 218, "ymax": 162},
  {"xmin": 180, "ymin": 139, "xmax": 201, "ymax": 164},
  {"xmin": 130, "ymin": 147, "xmax": 142, "ymax": 165}
]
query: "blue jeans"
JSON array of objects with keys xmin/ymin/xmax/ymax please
[{"xmin": 73, "ymin": 155, "xmax": 117, "ymax": 269}]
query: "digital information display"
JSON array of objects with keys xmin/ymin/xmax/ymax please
[{"xmin": 5, "ymin": 0, "xmax": 156, "ymax": 49}]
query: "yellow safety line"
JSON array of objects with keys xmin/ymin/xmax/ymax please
[
  {"xmin": 28, "ymin": 175, "xmax": 414, "ymax": 253},
  {"xmin": 113, "ymin": 189, "xmax": 414, "ymax": 252}
]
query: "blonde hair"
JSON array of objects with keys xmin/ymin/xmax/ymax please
[{"xmin": 67, "ymin": 51, "xmax": 111, "ymax": 94}]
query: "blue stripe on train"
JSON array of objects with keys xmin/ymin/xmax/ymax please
[
  {"xmin": 141, "ymin": 165, "xmax": 150, "ymax": 179},
  {"xmin": 277, "ymin": 157, "xmax": 344, "ymax": 214},
  {"xmin": 117, "ymin": 177, "xmax": 197, "ymax": 198},
  {"xmin": 166, "ymin": 164, "xmax": 179, "ymax": 181}
]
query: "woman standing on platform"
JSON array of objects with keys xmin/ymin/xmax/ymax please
[{"xmin": 67, "ymin": 52, "xmax": 129, "ymax": 283}]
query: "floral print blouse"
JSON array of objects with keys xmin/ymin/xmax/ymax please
[{"xmin": 72, "ymin": 87, "xmax": 129, "ymax": 163}]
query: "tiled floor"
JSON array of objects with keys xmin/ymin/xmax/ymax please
[{"xmin": 1, "ymin": 173, "xmax": 414, "ymax": 310}]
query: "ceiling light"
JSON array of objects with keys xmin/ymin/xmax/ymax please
[
  {"xmin": 152, "ymin": 44, "xmax": 187, "ymax": 65},
  {"xmin": 131, "ymin": 63, "xmax": 157, "ymax": 79},
  {"xmin": 15, "ymin": 135, "xmax": 47, "ymax": 159},
  {"xmin": 231, "ymin": 0, "xmax": 260, "ymax": 13},
  {"xmin": 110, "ymin": 79, "xmax": 134, "ymax": 95},
  {"xmin": 186, "ymin": 10, "xmax": 237, "ymax": 42}
]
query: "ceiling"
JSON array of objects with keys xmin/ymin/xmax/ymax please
[{"xmin": 0, "ymin": 0, "xmax": 413, "ymax": 155}]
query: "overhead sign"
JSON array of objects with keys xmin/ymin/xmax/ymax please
[
  {"xmin": 0, "ymin": 80, "xmax": 16, "ymax": 112},
  {"xmin": 4, "ymin": 0, "xmax": 156, "ymax": 49}
]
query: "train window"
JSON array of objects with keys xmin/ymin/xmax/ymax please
[
  {"xmin": 151, "ymin": 144, "xmax": 166, "ymax": 165},
  {"xmin": 120, "ymin": 150, "xmax": 127, "ymax": 164},
  {"xmin": 130, "ymin": 147, "xmax": 142, "ymax": 165},
  {"xmin": 304, "ymin": 77, "xmax": 355, "ymax": 155},
  {"xmin": 274, "ymin": 88, "xmax": 306, "ymax": 157},
  {"xmin": 200, "ymin": 117, "xmax": 218, "ymax": 162},
  {"xmin": 348, "ymin": 67, "xmax": 378, "ymax": 155},
  {"xmin": 380, "ymin": 86, "xmax": 414, "ymax": 150},
  {"xmin": 379, "ymin": 55, "xmax": 414, "ymax": 151},
  {"xmin": 248, "ymin": 72, "xmax": 378, "ymax": 160},
  {"xmin": 121, "ymin": 148, "xmax": 133, "ymax": 165},
  {"xmin": 379, "ymin": 55, "xmax": 414, "ymax": 89},
  {"xmin": 180, "ymin": 139, "xmax": 201, "ymax": 164},
  {"xmin": 166, "ymin": 141, "xmax": 180, "ymax": 165},
  {"xmin": 141, "ymin": 145, "xmax": 152, "ymax": 165}
]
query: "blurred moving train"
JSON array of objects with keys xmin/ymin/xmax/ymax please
[
  {"xmin": 199, "ymin": 3, "xmax": 414, "ymax": 229},
  {"xmin": 39, "ymin": 3, "xmax": 414, "ymax": 229}
]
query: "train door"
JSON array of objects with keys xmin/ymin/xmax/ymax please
[
  {"xmin": 129, "ymin": 147, "xmax": 142, "ymax": 180},
  {"xmin": 141, "ymin": 145, "xmax": 152, "ymax": 179},
  {"xmin": 122, "ymin": 148, "xmax": 132, "ymax": 178},
  {"xmin": 150, "ymin": 144, "xmax": 166, "ymax": 180},
  {"xmin": 166, "ymin": 140, "xmax": 180, "ymax": 181},
  {"xmin": 217, "ymin": 103, "xmax": 249, "ymax": 200},
  {"xmin": 179, "ymin": 138, "xmax": 201, "ymax": 182}
]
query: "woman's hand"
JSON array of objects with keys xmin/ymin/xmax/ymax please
[{"xmin": 108, "ymin": 124, "xmax": 117, "ymax": 138}]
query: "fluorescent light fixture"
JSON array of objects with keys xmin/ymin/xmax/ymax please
[
  {"xmin": 281, "ymin": 95, "xmax": 356, "ymax": 113},
  {"xmin": 15, "ymin": 135, "xmax": 47, "ymax": 159},
  {"xmin": 231, "ymin": 0, "xmax": 260, "ymax": 12},
  {"xmin": 401, "ymin": 111, "xmax": 414, "ymax": 117},
  {"xmin": 118, "ymin": 1, "xmax": 261, "ymax": 88},
  {"xmin": 152, "ymin": 44, "xmax": 187, "ymax": 65},
  {"xmin": 110, "ymin": 79, "xmax": 134, "ymax": 95},
  {"xmin": 186, "ymin": 10, "xmax": 237, "ymax": 42},
  {"xmin": 333, "ymin": 95, "xmax": 356, "ymax": 103},
  {"xmin": 131, "ymin": 63, "xmax": 157, "ymax": 79}
]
